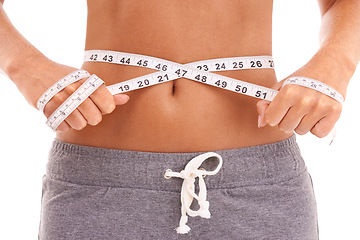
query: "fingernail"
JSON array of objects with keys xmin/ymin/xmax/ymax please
[
  {"xmin": 268, "ymin": 122, "xmax": 276, "ymax": 127},
  {"xmin": 258, "ymin": 115, "xmax": 267, "ymax": 128},
  {"xmin": 115, "ymin": 94, "xmax": 130, "ymax": 105},
  {"xmin": 122, "ymin": 95, "xmax": 130, "ymax": 103},
  {"xmin": 56, "ymin": 126, "xmax": 70, "ymax": 132}
]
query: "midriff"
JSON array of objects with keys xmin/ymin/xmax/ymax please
[{"xmin": 56, "ymin": 0, "xmax": 292, "ymax": 152}]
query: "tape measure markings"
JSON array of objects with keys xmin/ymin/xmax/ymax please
[
  {"xmin": 36, "ymin": 70, "xmax": 91, "ymax": 113},
  {"xmin": 46, "ymin": 74, "xmax": 104, "ymax": 131},
  {"xmin": 105, "ymin": 71, "xmax": 178, "ymax": 95},
  {"xmin": 84, "ymin": 50, "xmax": 278, "ymax": 101},
  {"xmin": 104, "ymin": 63, "xmax": 278, "ymax": 101},
  {"xmin": 41, "ymin": 50, "xmax": 344, "ymax": 131},
  {"xmin": 84, "ymin": 50, "xmax": 343, "ymax": 104},
  {"xmin": 85, "ymin": 50, "xmax": 274, "ymax": 72},
  {"xmin": 283, "ymin": 77, "xmax": 344, "ymax": 104}
]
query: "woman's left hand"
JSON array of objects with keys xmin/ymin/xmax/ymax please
[{"xmin": 256, "ymin": 65, "xmax": 345, "ymax": 138}]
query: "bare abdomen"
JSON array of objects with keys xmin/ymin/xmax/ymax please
[{"xmin": 55, "ymin": 0, "xmax": 292, "ymax": 152}]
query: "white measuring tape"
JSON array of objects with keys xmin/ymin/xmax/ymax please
[
  {"xmin": 283, "ymin": 76, "xmax": 344, "ymax": 103},
  {"xmin": 84, "ymin": 50, "xmax": 278, "ymax": 101},
  {"xmin": 36, "ymin": 70, "xmax": 91, "ymax": 113},
  {"xmin": 37, "ymin": 50, "xmax": 344, "ymax": 131},
  {"xmin": 45, "ymin": 74, "xmax": 104, "ymax": 130}
]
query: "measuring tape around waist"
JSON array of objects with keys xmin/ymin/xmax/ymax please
[
  {"xmin": 38, "ymin": 50, "xmax": 344, "ymax": 131},
  {"xmin": 84, "ymin": 50, "xmax": 278, "ymax": 101}
]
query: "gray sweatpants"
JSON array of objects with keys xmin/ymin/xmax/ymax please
[{"xmin": 39, "ymin": 135, "xmax": 318, "ymax": 240}]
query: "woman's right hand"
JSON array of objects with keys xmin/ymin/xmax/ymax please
[
  {"xmin": 17, "ymin": 59, "xmax": 130, "ymax": 132},
  {"xmin": 1, "ymin": 1, "xmax": 129, "ymax": 132}
]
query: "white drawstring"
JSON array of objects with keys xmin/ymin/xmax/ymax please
[{"xmin": 164, "ymin": 152, "xmax": 223, "ymax": 234}]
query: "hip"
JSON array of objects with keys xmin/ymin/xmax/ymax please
[
  {"xmin": 46, "ymin": 134, "xmax": 304, "ymax": 189},
  {"xmin": 41, "ymin": 135, "xmax": 318, "ymax": 239}
]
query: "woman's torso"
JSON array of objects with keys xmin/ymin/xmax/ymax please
[{"xmin": 56, "ymin": 0, "xmax": 292, "ymax": 152}]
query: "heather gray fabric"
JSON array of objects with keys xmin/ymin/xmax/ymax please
[{"xmin": 39, "ymin": 135, "xmax": 318, "ymax": 240}]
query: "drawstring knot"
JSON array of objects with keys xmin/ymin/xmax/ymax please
[{"xmin": 164, "ymin": 152, "xmax": 223, "ymax": 234}]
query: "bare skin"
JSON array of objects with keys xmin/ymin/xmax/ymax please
[
  {"xmin": 1, "ymin": 0, "xmax": 359, "ymax": 152},
  {"xmin": 56, "ymin": 0, "xmax": 291, "ymax": 152}
]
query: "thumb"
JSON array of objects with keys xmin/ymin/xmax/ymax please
[
  {"xmin": 114, "ymin": 94, "xmax": 130, "ymax": 105},
  {"xmin": 256, "ymin": 80, "xmax": 283, "ymax": 128},
  {"xmin": 257, "ymin": 100, "xmax": 270, "ymax": 128}
]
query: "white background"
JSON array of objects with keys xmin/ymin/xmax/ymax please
[{"xmin": 0, "ymin": 0, "xmax": 359, "ymax": 239}]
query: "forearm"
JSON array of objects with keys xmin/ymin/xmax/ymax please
[
  {"xmin": 312, "ymin": 0, "xmax": 360, "ymax": 93},
  {"xmin": 0, "ymin": 2, "xmax": 49, "ymax": 86},
  {"xmin": 258, "ymin": 0, "xmax": 360, "ymax": 137}
]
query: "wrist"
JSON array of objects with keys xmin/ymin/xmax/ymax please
[
  {"xmin": 313, "ymin": 46, "xmax": 357, "ymax": 81},
  {"xmin": 6, "ymin": 49, "xmax": 63, "ymax": 109},
  {"xmin": 5, "ymin": 48, "xmax": 50, "ymax": 87},
  {"xmin": 292, "ymin": 47, "xmax": 357, "ymax": 98},
  {"xmin": 16, "ymin": 57, "xmax": 79, "ymax": 109}
]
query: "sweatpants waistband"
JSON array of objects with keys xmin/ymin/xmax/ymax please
[{"xmin": 46, "ymin": 135, "xmax": 305, "ymax": 191}]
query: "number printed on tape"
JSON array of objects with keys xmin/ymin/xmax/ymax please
[
  {"xmin": 39, "ymin": 50, "xmax": 344, "ymax": 131},
  {"xmin": 84, "ymin": 50, "xmax": 278, "ymax": 101}
]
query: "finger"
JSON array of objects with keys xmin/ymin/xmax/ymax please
[
  {"xmin": 295, "ymin": 96, "xmax": 342, "ymax": 136},
  {"xmin": 56, "ymin": 121, "xmax": 71, "ymax": 132},
  {"xmin": 256, "ymin": 80, "xmax": 284, "ymax": 128},
  {"xmin": 264, "ymin": 86, "xmax": 294, "ymax": 127},
  {"xmin": 256, "ymin": 100, "xmax": 270, "ymax": 128},
  {"xmin": 293, "ymin": 111, "xmax": 322, "ymax": 135},
  {"xmin": 88, "ymin": 85, "xmax": 117, "ymax": 115},
  {"xmin": 76, "ymin": 98, "xmax": 103, "ymax": 126},
  {"xmin": 43, "ymin": 76, "xmax": 102, "ymax": 131},
  {"xmin": 310, "ymin": 115, "xmax": 338, "ymax": 138},
  {"xmin": 277, "ymin": 105, "xmax": 307, "ymax": 134},
  {"xmin": 114, "ymin": 94, "xmax": 130, "ymax": 105},
  {"xmin": 62, "ymin": 109, "xmax": 88, "ymax": 130},
  {"xmin": 43, "ymin": 92, "xmax": 87, "ymax": 131},
  {"xmin": 310, "ymin": 102, "xmax": 341, "ymax": 138}
]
